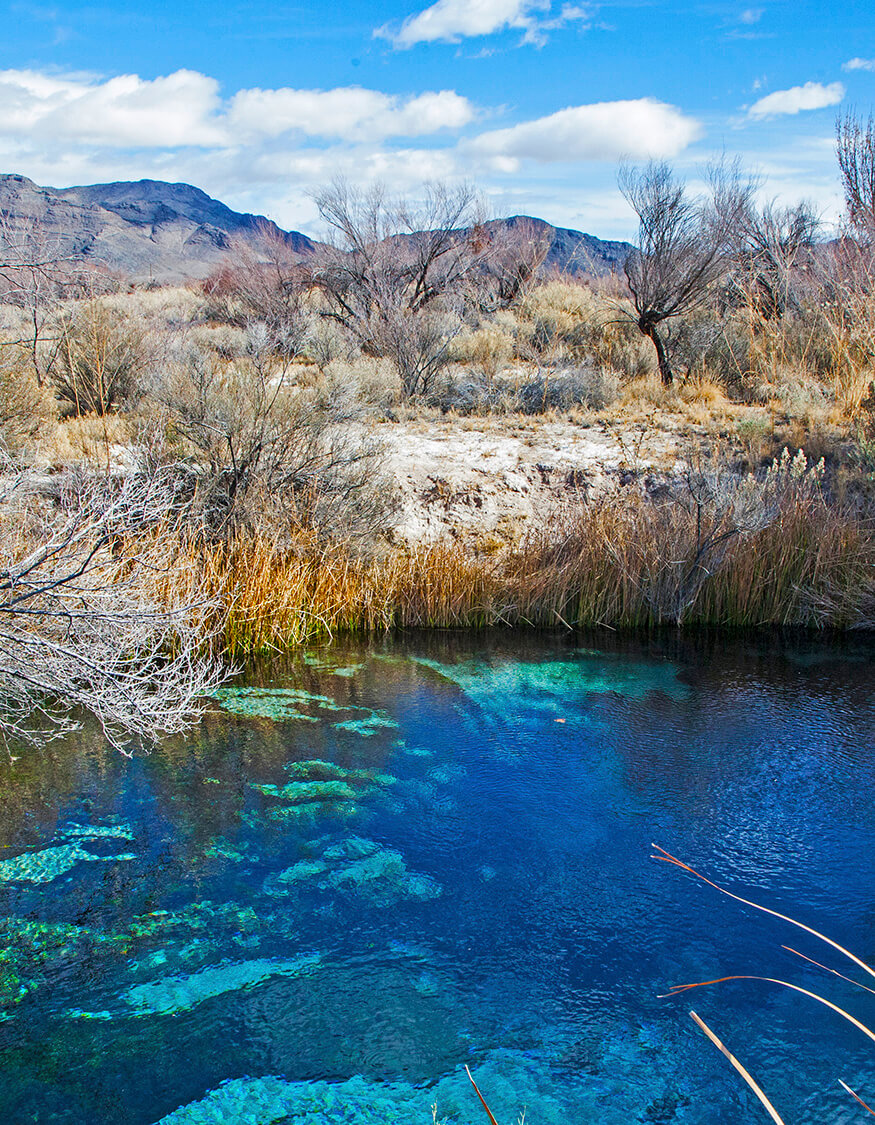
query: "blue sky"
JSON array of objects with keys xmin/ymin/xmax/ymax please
[{"xmin": 0, "ymin": 0, "xmax": 872, "ymax": 238}]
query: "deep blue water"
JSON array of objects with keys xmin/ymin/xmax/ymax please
[{"xmin": 0, "ymin": 632, "xmax": 874, "ymax": 1124}]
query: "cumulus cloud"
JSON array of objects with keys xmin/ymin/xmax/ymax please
[
  {"xmin": 0, "ymin": 68, "xmax": 226, "ymax": 147},
  {"xmin": 377, "ymin": 0, "xmax": 588, "ymax": 49},
  {"xmin": 0, "ymin": 68, "xmax": 475, "ymax": 149},
  {"xmin": 0, "ymin": 65, "xmax": 706, "ymax": 239},
  {"xmin": 466, "ymin": 99, "xmax": 702, "ymax": 169},
  {"xmin": 228, "ymin": 87, "xmax": 474, "ymax": 142},
  {"xmin": 748, "ymin": 80, "xmax": 845, "ymax": 119},
  {"xmin": 843, "ymin": 57, "xmax": 875, "ymax": 72}
]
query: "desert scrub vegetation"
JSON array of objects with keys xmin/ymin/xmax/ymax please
[{"xmin": 0, "ymin": 117, "xmax": 873, "ymax": 703}]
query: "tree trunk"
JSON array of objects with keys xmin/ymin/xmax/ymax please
[{"xmin": 640, "ymin": 317, "xmax": 673, "ymax": 385}]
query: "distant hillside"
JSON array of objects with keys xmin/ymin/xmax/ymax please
[
  {"xmin": 494, "ymin": 215, "xmax": 630, "ymax": 277},
  {"xmin": 0, "ymin": 174, "xmax": 630, "ymax": 284},
  {"xmin": 0, "ymin": 175, "xmax": 318, "ymax": 283}
]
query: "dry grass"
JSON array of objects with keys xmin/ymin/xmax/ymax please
[{"xmin": 159, "ymin": 468, "xmax": 874, "ymax": 655}]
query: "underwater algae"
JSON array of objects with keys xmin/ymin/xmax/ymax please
[
  {"xmin": 67, "ymin": 954, "xmax": 324, "ymax": 1019},
  {"xmin": 210, "ymin": 685, "xmax": 400, "ymax": 741},
  {"xmin": 414, "ymin": 650, "xmax": 689, "ymax": 716},
  {"xmin": 0, "ymin": 841, "xmax": 135, "ymax": 885},
  {"xmin": 262, "ymin": 836, "xmax": 442, "ymax": 906}
]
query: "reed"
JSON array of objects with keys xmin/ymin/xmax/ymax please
[
  {"xmin": 656, "ymin": 846, "xmax": 875, "ymax": 1120},
  {"xmin": 154, "ymin": 471, "xmax": 874, "ymax": 656}
]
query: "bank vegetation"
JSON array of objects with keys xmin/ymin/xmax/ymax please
[{"xmin": 1, "ymin": 116, "xmax": 875, "ymax": 741}]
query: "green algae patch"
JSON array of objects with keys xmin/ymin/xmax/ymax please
[
  {"xmin": 119, "ymin": 953, "xmax": 322, "ymax": 1017},
  {"xmin": 317, "ymin": 837, "xmax": 441, "ymax": 907},
  {"xmin": 332, "ymin": 712, "xmax": 399, "ymax": 737},
  {"xmin": 62, "ymin": 822, "xmax": 135, "ymax": 842},
  {"xmin": 415, "ymin": 652, "xmax": 689, "ymax": 716},
  {"xmin": 203, "ymin": 838, "xmax": 248, "ymax": 863},
  {"xmin": 250, "ymin": 779, "xmax": 358, "ymax": 804},
  {"xmin": 283, "ymin": 759, "xmax": 356, "ymax": 781},
  {"xmin": 208, "ymin": 687, "xmax": 323, "ymax": 721},
  {"xmin": 124, "ymin": 901, "xmax": 261, "ymax": 943},
  {"xmin": 0, "ymin": 842, "xmax": 135, "ymax": 885}
]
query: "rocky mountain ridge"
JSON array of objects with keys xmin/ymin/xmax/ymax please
[{"xmin": 0, "ymin": 173, "xmax": 630, "ymax": 283}]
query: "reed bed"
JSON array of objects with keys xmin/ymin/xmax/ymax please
[{"xmin": 157, "ymin": 482, "xmax": 875, "ymax": 657}]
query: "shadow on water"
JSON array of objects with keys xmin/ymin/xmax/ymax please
[{"xmin": 0, "ymin": 628, "xmax": 873, "ymax": 1123}]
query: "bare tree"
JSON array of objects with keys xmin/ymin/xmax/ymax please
[
  {"xmin": 478, "ymin": 217, "xmax": 552, "ymax": 309},
  {"xmin": 203, "ymin": 224, "xmax": 312, "ymax": 360},
  {"xmin": 0, "ymin": 213, "xmax": 79, "ymax": 386},
  {"xmin": 837, "ymin": 110, "xmax": 875, "ymax": 240},
  {"xmin": 619, "ymin": 160, "xmax": 753, "ymax": 384},
  {"xmin": 731, "ymin": 199, "xmax": 819, "ymax": 321},
  {"xmin": 0, "ymin": 467, "xmax": 226, "ymax": 752},
  {"xmin": 312, "ymin": 180, "xmax": 491, "ymax": 397}
]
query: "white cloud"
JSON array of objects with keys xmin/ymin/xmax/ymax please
[
  {"xmin": 0, "ymin": 68, "xmax": 475, "ymax": 150},
  {"xmin": 747, "ymin": 80, "xmax": 845, "ymax": 119},
  {"xmin": 377, "ymin": 0, "xmax": 588, "ymax": 49},
  {"xmin": 739, "ymin": 8, "xmax": 763, "ymax": 24},
  {"xmin": 466, "ymin": 99, "xmax": 702, "ymax": 168},
  {"xmin": 228, "ymin": 87, "xmax": 474, "ymax": 142},
  {"xmin": 843, "ymin": 57, "xmax": 875, "ymax": 72},
  {"xmin": 0, "ymin": 68, "xmax": 226, "ymax": 147}
]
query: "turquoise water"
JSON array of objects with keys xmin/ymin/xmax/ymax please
[{"xmin": 0, "ymin": 632, "xmax": 874, "ymax": 1123}]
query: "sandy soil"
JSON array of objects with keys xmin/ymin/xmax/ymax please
[{"xmin": 378, "ymin": 415, "xmax": 679, "ymax": 543}]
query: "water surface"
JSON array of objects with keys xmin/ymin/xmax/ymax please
[{"xmin": 1, "ymin": 632, "xmax": 873, "ymax": 1123}]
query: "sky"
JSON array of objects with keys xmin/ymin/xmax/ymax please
[{"xmin": 0, "ymin": 0, "xmax": 872, "ymax": 239}]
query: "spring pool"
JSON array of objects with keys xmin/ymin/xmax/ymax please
[{"xmin": 1, "ymin": 632, "xmax": 873, "ymax": 1123}]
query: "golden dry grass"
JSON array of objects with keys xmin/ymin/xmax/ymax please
[{"xmin": 159, "ymin": 479, "xmax": 875, "ymax": 656}]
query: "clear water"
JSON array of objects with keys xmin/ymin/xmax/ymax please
[{"xmin": 1, "ymin": 632, "xmax": 874, "ymax": 1124}]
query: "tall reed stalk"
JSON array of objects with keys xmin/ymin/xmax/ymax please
[{"xmin": 153, "ymin": 475, "xmax": 874, "ymax": 656}]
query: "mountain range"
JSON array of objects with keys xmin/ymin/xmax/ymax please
[{"xmin": 0, "ymin": 173, "xmax": 630, "ymax": 284}]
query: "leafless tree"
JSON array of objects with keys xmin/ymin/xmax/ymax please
[
  {"xmin": 0, "ymin": 467, "xmax": 226, "ymax": 752},
  {"xmin": 203, "ymin": 225, "xmax": 312, "ymax": 360},
  {"xmin": 837, "ymin": 110, "xmax": 875, "ymax": 240},
  {"xmin": 619, "ymin": 160, "xmax": 753, "ymax": 384},
  {"xmin": 731, "ymin": 199, "xmax": 820, "ymax": 321},
  {"xmin": 312, "ymin": 180, "xmax": 491, "ymax": 397},
  {"xmin": 478, "ymin": 217, "xmax": 552, "ymax": 309},
  {"xmin": 0, "ymin": 213, "xmax": 79, "ymax": 386}
]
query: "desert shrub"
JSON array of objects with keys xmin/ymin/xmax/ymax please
[
  {"xmin": 323, "ymin": 355, "xmax": 400, "ymax": 410},
  {"xmin": 517, "ymin": 280, "xmax": 651, "ymax": 376},
  {"xmin": 516, "ymin": 366, "xmax": 620, "ymax": 413},
  {"xmin": 147, "ymin": 329, "xmax": 387, "ymax": 539},
  {"xmin": 432, "ymin": 365, "xmax": 619, "ymax": 416},
  {"xmin": 0, "ymin": 346, "xmax": 53, "ymax": 450},
  {"xmin": 449, "ymin": 321, "xmax": 516, "ymax": 383},
  {"xmin": 51, "ymin": 300, "xmax": 147, "ymax": 416}
]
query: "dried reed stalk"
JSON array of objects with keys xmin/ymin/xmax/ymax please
[{"xmin": 689, "ymin": 1010, "xmax": 786, "ymax": 1124}]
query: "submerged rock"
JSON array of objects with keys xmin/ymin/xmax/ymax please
[
  {"xmin": 119, "ymin": 953, "xmax": 321, "ymax": 1016},
  {"xmin": 156, "ymin": 1049, "xmax": 585, "ymax": 1125},
  {"xmin": 318, "ymin": 836, "xmax": 442, "ymax": 906},
  {"xmin": 251, "ymin": 779, "xmax": 359, "ymax": 804}
]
